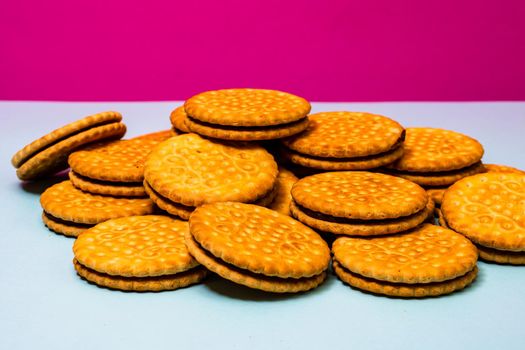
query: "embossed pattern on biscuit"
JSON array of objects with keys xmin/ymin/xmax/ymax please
[
  {"xmin": 189, "ymin": 202, "xmax": 330, "ymax": 278},
  {"xmin": 283, "ymin": 111, "xmax": 404, "ymax": 158},
  {"xmin": 442, "ymin": 173, "xmax": 525, "ymax": 251},
  {"xmin": 292, "ymin": 171, "xmax": 428, "ymax": 219},
  {"xmin": 74, "ymin": 215, "xmax": 199, "ymax": 277},
  {"xmin": 332, "ymin": 224, "xmax": 478, "ymax": 284},
  {"xmin": 184, "ymin": 89, "xmax": 310, "ymax": 127},
  {"xmin": 144, "ymin": 134, "xmax": 278, "ymax": 206},
  {"xmin": 390, "ymin": 127, "xmax": 484, "ymax": 172}
]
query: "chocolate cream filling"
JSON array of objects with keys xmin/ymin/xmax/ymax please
[{"xmin": 186, "ymin": 116, "xmax": 308, "ymax": 131}]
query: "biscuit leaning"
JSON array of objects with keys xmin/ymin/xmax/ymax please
[
  {"xmin": 186, "ymin": 202, "xmax": 330, "ymax": 293},
  {"xmin": 332, "ymin": 224, "xmax": 478, "ymax": 297},
  {"xmin": 73, "ymin": 215, "xmax": 206, "ymax": 291},
  {"xmin": 12, "ymin": 111, "xmax": 126, "ymax": 180}
]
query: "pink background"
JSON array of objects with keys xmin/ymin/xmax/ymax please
[{"xmin": 1, "ymin": 0, "xmax": 524, "ymax": 102}]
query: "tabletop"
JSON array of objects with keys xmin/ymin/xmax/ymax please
[{"xmin": 1, "ymin": 101, "xmax": 524, "ymax": 350}]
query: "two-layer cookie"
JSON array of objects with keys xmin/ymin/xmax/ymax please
[
  {"xmin": 332, "ymin": 224, "xmax": 478, "ymax": 297},
  {"xmin": 281, "ymin": 111, "xmax": 405, "ymax": 170},
  {"xmin": 11, "ymin": 111, "xmax": 126, "ymax": 180},
  {"xmin": 143, "ymin": 133, "xmax": 278, "ymax": 219},
  {"xmin": 186, "ymin": 202, "xmax": 330, "ymax": 293},
  {"xmin": 290, "ymin": 172, "xmax": 433, "ymax": 236},
  {"xmin": 441, "ymin": 173, "xmax": 525, "ymax": 265},
  {"xmin": 73, "ymin": 215, "xmax": 207, "ymax": 291},
  {"xmin": 41, "ymin": 181, "xmax": 155, "ymax": 237},
  {"xmin": 183, "ymin": 89, "xmax": 311, "ymax": 141}
]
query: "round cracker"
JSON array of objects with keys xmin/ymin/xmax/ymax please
[
  {"xmin": 292, "ymin": 171, "xmax": 428, "ymax": 219},
  {"xmin": 476, "ymin": 245, "xmax": 525, "ymax": 265},
  {"xmin": 282, "ymin": 111, "xmax": 404, "ymax": 158},
  {"xmin": 16, "ymin": 122, "xmax": 126, "ymax": 181},
  {"xmin": 12, "ymin": 111, "xmax": 122, "ymax": 167},
  {"xmin": 40, "ymin": 181, "xmax": 155, "ymax": 224},
  {"xmin": 484, "ymin": 164, "xmax": 525, "ymax": 175},
  {"xmin": 333, "ymin": 260, "xmax": 477, "ymax": 298},
  {"xmin": 268, "ymin": 167, "xmax": 298, "ymax": 216},
  {"xmin": 185, "ymin": 116, "xmax": 309, "ymax": 141},
  {"xmin": 290, "ymin": 198, "xmax": 434, "ymax": 236},
  {"xmin": 69, "ymin": 171, "xmax": 146, "ymax": 197},
  {"xmin": 390, "ymin": 127, "xmax": 484, "ymax": 172},
  {"xmin": 189, "ymin": 202, "xmax": 330, "ymax": 278},
  {"xmin": 332, "ymin": 224, "xmax": 478, "ymax": 284},
  {"xmin": 74, "ymin": 260, "xmax": 207, "ymax": 292},
  {"xmin": 185, "ymin": 231, "xmax": 326, "ymax": 293},
  {"xmin": 143, "ymin": 180, "xmax": 194, "ymax": 220},
  {"xmin": 387, "ymin": 162, "xmax": 485, "ymax": 186},
  {"xmin": 184, "ymin": 88, "xmax": 310, "ymax": 127},
  {"xmin": 69, "ymin": 137, "xmax": 166, "ymax": 183},
  {"xmin": 281, "ymin": 145, "xmax": 404, "ymax": 170},
  {"xmin": 74, "ymin": 215, "xmax": 199, "ymax": 277},
  {"xmin": 42, "ymin": 212, "xmax": 91, "ymax": 237},
  {"xmin": 169, "ymin": 106, "xmax": 190, "ymax": 133},
  {"xmin": 144, "ymin": 133, "xmax": 278, "ymax": 207},
  {"xmin": 442, "ymin": 173, "xmax": 525, "ymax": 251}
]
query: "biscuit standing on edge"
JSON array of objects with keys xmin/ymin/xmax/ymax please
[
  {"xmin": 11, "ymin": 111, "xmax": 126, "ymax": 181},
  {"xmin": 281, "ymin": 111, "xmax": 405, "ymax": 170},
  {"xmin": 332, "ymin": 224, "xmax": 479, "ymax": 297},
  {"xmin": 386, "ymin": 127, "xmax": 484, "ymax": 187},
  {"xmin": 183, "ymin": 89, "xmax": 311, "ymax": 141},
  {"xmin": 143, "ymin": 133, "xmax": 278, "ymax": 219},
  {"xmin": 169, "ymin": 106, "xmax": 190, "ymax": 133},
  {"xmin": 290, "ymin": 171, "xmax": 433, "ymax": 236},
  {"xmin": 186, "ymin": 202, "xmax": 330, "ymax": 293},
  {"xmin": 442, "ymin": 173, "xmax": 525, "ymax": 265},
  {"xmin": 68, "ymin": 137, "xmax": 169, "ymax": 197},
  {"xmin": 267, "ymin": 167, "xmax": 299, "ymax": 216},
  {"xmin": 73, "ymin": 216, "xmax": 207, "ymax": 291},
  {"xmin": 40, "ymin": 181, "xmax": 155, "ymax": 237}
]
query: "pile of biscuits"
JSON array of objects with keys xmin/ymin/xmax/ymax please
[{"xmin": 11, "ymin": 88, "xmax": 525, "ymax": 297}]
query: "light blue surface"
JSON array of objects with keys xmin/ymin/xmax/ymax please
[{"xmin": 1, "ymin": 101, "xmax": 524, "ymax": 350}]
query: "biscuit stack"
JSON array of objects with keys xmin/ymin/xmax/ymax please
[{"xmin": 183, "ymin": 89, "xmax": 311, "ymax": 141}]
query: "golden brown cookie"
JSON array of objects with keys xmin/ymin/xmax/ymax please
[
  {"xmin": 442, "ymin": 173, "xmax": 525, "ymax": 252},
  {"xmin": 333, "ymin": 260, "xmax": 478, "ymax": 298},
  {"xmin": 290, "ymin": 198, "xmax": 434, "ymax": 236},
  {"xmin": 187, "ymin": 202, "xmax": 330, "ymax": 292},
  {"xmin": 41, "ymin": 212, "xmax": 91, "ymax": 237},
  {"xmin": 73, "ymin": 215, "xmax": 206, "ymax": 291},
  {"xmin": 268, "ymin": 167, "xmax": 298, "ymax": 215},
  {"xmin": 40, "ymin": 181, "xmax": 155, "ymax": 236},
  {"xmin": 184, "ymin": 88, "xmax": 310, "ymax": 127},
  {"xmin": 484, "ymin": 164, "xmax": 525, "ymax": 174},
  {"xmin": 390, "ymin": 127, "xmax": 484, "ymax": 172},
  {"xmin": 144, "ymin": 133, "xmax": 277, "ymax": 207},
  {"xmin": 386, "ymin": 162, "xmax": 485, "ymax": 186},
  {"xmin": 13, "ymin": 113, "xmax": 126, "ymax": 181},
  {"xmin": 169, "ymin": 106, "xmax": 190, "ymax": 133},
  {"xmin": 426, "ymin": 187, "xmax": 448, "ymax": 207},
  {"xmin": 184, "ymin": 116, "xmax": 309, "ymax": 141},
  {"xmin": 292, "ymin": 172, "xmax": 428, "ymax": 220},
  {"xmin": 332, "ymin": 224, "xmax": 478, "ymax": 297},
  {"xmin": 476, "ymin": 246, "xmax": 525, "ymax": 265},
  {"xmin": 69, "ymin": 171, "xmax": 146, "ymax": 197},
  {"xmin": 283, "ymin": 111, "xmax": 405, "ymax": 158}
]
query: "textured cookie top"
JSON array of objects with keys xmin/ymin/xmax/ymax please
[
  {"xmin": 169, "ymin": 106, "xmax": 190, "ymax": 133},
  {"xmin": 189, "ymin": 202, "xmax": 330, "ymax": 278},
  {"xmin": 40, "ymin": 181, "xmax": 154, "ymax": 224},
  {"xmin": 332, "ymin": 224, "xmax": 478, "ymax": 283},
  {"xmin": 144, "ymin": 133, "xmax": 278, "ymax": 206},
  {"xmin": 292, "ymin": 171, "xmax": 428, "ymax": 219},
  {"xmin": 484, "ymin": 164, "xmax": 525, "ymax": 175},
  {"xmin": 268, "ymin": 167, "xmax": 298, "ymax": 215},
  {"xmin": 69, "ymin": 138, "xmax": 165, "ymax": 182},
  {"xmin": 282, "ymin": 111, "xmax": 404, "ymax": 158},
  {"xmin": 184, "ymin": 89, "xmax": 310, "ymax": 127},
  {"xmin": 390, "ymin": 128, "xmax": 484, "ymax": 172},
  {"xmin": 442, "ymin": 173, "xmax": 525, "ymax": 251},
  {"xmin": 12, "ymin": 111, "xmax": 122, "ymax": 168},
  {"xmin": 73, "ymin": 215, "xmax": 199, "ymax": 277}
]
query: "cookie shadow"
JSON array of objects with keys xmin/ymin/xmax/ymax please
[
  {"xmin": 204, "ymin": 271, "xmax": 336, "ymax": 302},
  {"xmin": 19, "ymin": 170, "xmax": 70, "ymax": 195}
]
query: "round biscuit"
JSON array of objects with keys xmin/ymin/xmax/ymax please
[
  {"xmin": 42, "ymin": 212, "xmax": 91, "ymax": 237},
  {"xmin": 69, "ymin": 171, "xmax": 146, "ymax": 197},
  {"xmin": 268, "ymin": 167, "xmax": 298, "ymax": 216},
  {"xmin": 386, "ymin": 162, "xmax": 485, "ymax": 186},
  {"xmin": 476, "ymin": 245, "xmax": 525, "ymax": 265},
  {"xmin": 169, "ymin": 106, "xmax": 190, "ymax": 133},
  {"xmin": 484, "ymin": 164, "xmax": 525, "ymax": 175}
]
